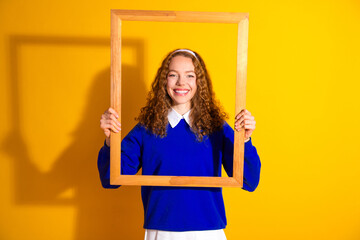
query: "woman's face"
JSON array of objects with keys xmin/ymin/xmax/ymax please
[{"xmin": 166, "ymin": 55, "xmax": 197, "ymax": 114}]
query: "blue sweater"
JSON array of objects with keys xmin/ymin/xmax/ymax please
[{"xmin": 97, "ymin": 119, "xmax": 261, "ymax": 231}]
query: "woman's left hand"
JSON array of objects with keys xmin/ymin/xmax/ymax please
[{"xmin": 235, "ymin": 109, "xmax": 256, "ymax": 140}]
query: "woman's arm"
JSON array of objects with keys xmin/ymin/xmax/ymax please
[
  {"xmin": 97, "ymin": 108, "xmax": 143, "ymax": 188},
  {"xmin": 222, "ymin": 109, "xmax": 261, "ymax": 192},
  {"xmin": 242, "ymin": 139, "xmax": 261, "ymax": 192},
  {"xmin": 97, "ymin": 142, "xmax": 119, "ymax": 189}
]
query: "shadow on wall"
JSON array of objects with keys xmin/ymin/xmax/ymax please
[{"xmin": 3, "ymin": 35, "xmax": 148, "ymax": 240}]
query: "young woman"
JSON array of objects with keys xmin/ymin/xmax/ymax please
[{"xmin": 98, "ymin": 49, "xmax": 261, "ymax": 240}]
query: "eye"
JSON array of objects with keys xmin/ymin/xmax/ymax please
[
  {"xmin": 187, "ymin": 74, "xmax": 195, "ymax": 78},
  {"xmin": 168, "ymin": 73, "xmax": 177, "ymax": 78}
]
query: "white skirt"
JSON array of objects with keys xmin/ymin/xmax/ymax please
[{"xmin": 144, "ymin": 229, "xmax": 227, "ymax": 240}]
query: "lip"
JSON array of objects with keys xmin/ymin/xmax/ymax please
[{"xmin": 173, "ymin": 89, "xmax": 190, "ymax": 96}]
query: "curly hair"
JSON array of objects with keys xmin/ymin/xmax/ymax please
[{"xmin": 136, "ymin": 49, "xmax": 228, "ymax": 141}]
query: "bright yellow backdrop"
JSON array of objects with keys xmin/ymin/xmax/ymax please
[{"xmin": 1, "ymin": 1, "xmax": 359, "ymax": 240}]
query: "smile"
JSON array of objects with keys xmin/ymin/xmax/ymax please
[{"xmin": 173, "ymin": 89, "xmax": 190, "ymax": 95}]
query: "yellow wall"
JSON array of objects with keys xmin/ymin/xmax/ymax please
[{"xmin": 1, "ymin": 0, "xmax": 359, "ymax": 239}]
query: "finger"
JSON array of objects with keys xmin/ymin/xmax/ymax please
[
  {"xmin": 244, "ymin": 109, "xmax": 251, "ymax": 115},
  {"xmin": 101, "ymin": 120, "xmax": 121, "ymax": 131},
  {"xmin": 101, "ymin": 113, "xmax": 108, "ymax": 121},
  {"xmin": 235, "ymin": 115, "xmax": 246, "ymax": 124},
  {"xmin": 237, "ymin": 119, "xmax": 249, "ymax": 126},
  {"xmin": 236, "ymin": 123, "xmax": 251, "ymax": 131},
  {"xmin": 100, "ymin": 121, "xmax": 111, "ymax": 131},
  {"xmin": 241, "ymin": 117, "xmax": 255, "ymax": 124},
  {"xmin": 107, "ymin": 107, "xmax": 119, "ymax": 119},
  {"xmin": 235, "ymin": 125, "xmax": 243, "ymax": 131},
  {"xmin": 244, "ymin": 123, "xmax": 256, "ymax": 130},
  {"xmin": 238, "ymin": 115, "xmax": 245, "ymax": 122},
  {"xmin": 100, "ymin": 118, "xmax": 107, "ymax": 129},
  {"xmin": 243, "ymin": 114, "xmax": 255, "ymax": 120},
  {"xmin": 235, "ymin": 122, "xmax": 246, "ymax": 131},
  {"xmin": 103, "ymin": 111, "xmax": 115, "ymax": 119},
  {"xmin": 235, "ymin": 120, "xmax": 244, "ymax": 128},
  {"xmin": 235, "ymin": 110, "xmax": 246, "ymax": 120},
  {"xmin": 101, "ymin": 124, "xmax": 118, "ymax": 138},
  {"xmin": 245, "ymin": 122, "xmax": 255, "ymax": 128},
  {"xmin": 237, "ymin": 122, "xmax": 255, "ymax": 130},
  {"xmin": 103, "ymin": 123, "xmax": 120, "ymax": 133},
  {"xmin": 102, "ymin": 112, "xmax": 121, "ymax": 127},
  {"xmin": 100, "ymin": 118, "xmax": 119, "ymax": 128},
  {"xmin": 108, "ymin": 119, "xmax": 121, "ymax": 131},
  {"xmin": 235, "ymin": 112, "xmax": 242, "ymax": 120},
  {"xmin": 111, "ymin": 119, "xmax": 121, "ymax": 131},
  {"xmin": 109, "ymin": 114, "xmax": 121, "ymax": 127}
]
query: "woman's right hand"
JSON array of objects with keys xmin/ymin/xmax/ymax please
[{"xmin": 100, "ymin": 107, "xmax": 121, "ymax": 147}]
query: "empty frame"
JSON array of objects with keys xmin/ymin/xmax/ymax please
[{"xmin": 110, "ymin": 10, "xmax": 249, "ymax": 187}]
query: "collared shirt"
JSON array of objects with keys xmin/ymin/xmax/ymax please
[{"xmin": 167, "ymin": 108, "xmax": 191, "ymax": 128}]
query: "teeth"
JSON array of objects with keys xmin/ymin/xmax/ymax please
[{"xmin": 174, "ymin": 90, "xmax": 189, "ymax": 94}]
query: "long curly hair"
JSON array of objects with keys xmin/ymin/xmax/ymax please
[{"xmin": 136, "ymin": 49, "xmax": 228, "ymax": 141}]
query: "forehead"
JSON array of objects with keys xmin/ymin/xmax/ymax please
[{"xmin": 168, "ymin": 55, "xmax": 195, "ymax": 71}]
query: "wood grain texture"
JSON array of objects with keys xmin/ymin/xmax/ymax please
[
  {"xmin": 110, "ymin": 12, "xmax": 122, "ymax": 185},
  {"xmin": 110, "ymin": 10, "xmax": 249, "ymax": 187},
  {"xmin": 233, "ymin": 16, "xmax": 249, "ymax": 187},
  {"xmin": 111, "ymin": 9, "xmax": 248, "ymax": 23},
  {"xmin": 112, "ymin": 175, "xmax": 242, "ymax": 187}
]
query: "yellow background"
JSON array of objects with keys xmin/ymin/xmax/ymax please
[{"xmin": 0, "ymin": 0, "xmax": 359, "ymax": 240}]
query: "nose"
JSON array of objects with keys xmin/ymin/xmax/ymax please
[{"xmin": 176, "ymin": 75, "xmax": 185, "ymax": 85}]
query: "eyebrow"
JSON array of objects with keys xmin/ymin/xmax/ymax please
[{"xmin": 168, "ymin": 70, "xmax": 195, "ymax": 73}]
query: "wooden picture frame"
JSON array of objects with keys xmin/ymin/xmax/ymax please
[{"xmin": 110, "ymin": 10, "xmax": 249, "ymax": 187}]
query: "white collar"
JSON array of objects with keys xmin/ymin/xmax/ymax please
[{"xmin": 168, "ymin": 108, "xmax": 191, "ymax": 128}]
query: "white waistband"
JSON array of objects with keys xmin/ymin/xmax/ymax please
[{"xmin": 144, "ymin": 229, "xmax": 227, "ymax": 240}]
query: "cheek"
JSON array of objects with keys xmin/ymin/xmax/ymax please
[
  {"xmin": 166, "ymin": 78, "xmax": 173, "ymax": 95},
  {"xmin": 167, "ymin": 77, "xmax": 175, "ymax": 87},
  {"xmin": 191, "ymin": 79, "xmax": 198, "ymax": 93}
]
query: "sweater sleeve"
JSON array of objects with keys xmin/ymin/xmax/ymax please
[
  {"xmin": 242, "ymin": 139, "xmax": 261, "ymax": 192},
  {"xmin": 97, "ymin": 142, "xmax": 119, "ymax": 189},
  {"xmin": 221, "ymin": 122, "xmax": 261, "ymax": 192},
  {"xmin": 97, "ymin": 124, "xmax": 143, "ymax": 188}
]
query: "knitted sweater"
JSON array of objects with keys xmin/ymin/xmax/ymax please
[{"xmin": 97, "ymin": 119, "xmax": 261, "ymax": 231}]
